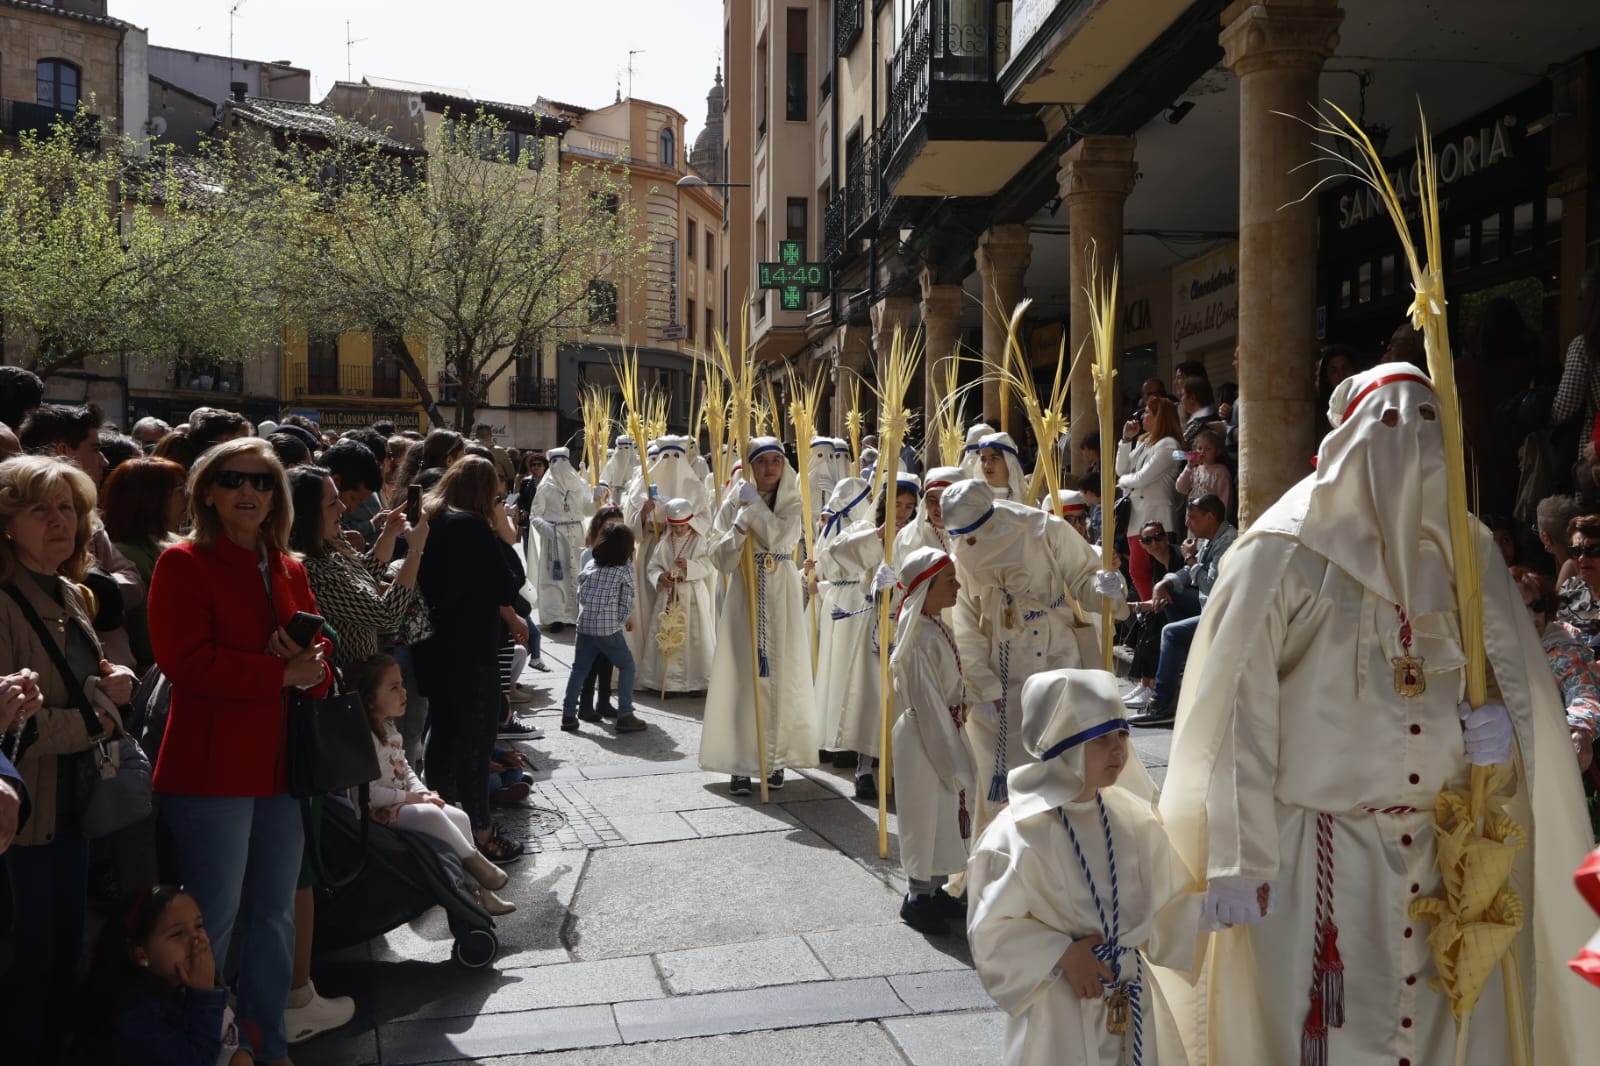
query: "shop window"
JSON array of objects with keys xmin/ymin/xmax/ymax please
[
  {"xmin": 1357, "ymin": 262, "xmax": 1372, "ymax": 304},
  {"xmin": 1379, "ymin": 254, "xmax": 1396, "ymax": 298},
  {"xmin": 1546, "ymin": 197, "xmax": 1564, "ymax": 244},
  {"xmin": 1479, "ymin": 212, "xmax": 1501, "ymax": 265},
  {"xmin": 1339, "ymin": 278, "xmax": 1352, "ymax": 310},
  {"xmin": 1451, "ymin": 222, "xmax": 1472, "ymax": 273},
  {"xmin": 1511, "ymin": 202, "xmax": 1535, "ymax": 255}
]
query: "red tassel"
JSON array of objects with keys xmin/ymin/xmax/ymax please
[
  {"xmin": 957, "ymin": 791, "xmax": 971, "ymax": 840},
  {"xmin": 1301, "ymin": 984, "xmax": 1328, "ymax": 1066},
  {"xmin": 1314, "ymin": 922, "xmax": 1345, "ymax": 1028}
]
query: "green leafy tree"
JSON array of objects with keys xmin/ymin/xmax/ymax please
[
  {"xmin": 0, "ymin": 110, "xmax": 286, "ymax": 376},
  {"xmin": 277, "ymin": 110, "xmax": 649, "ymax": 431}
]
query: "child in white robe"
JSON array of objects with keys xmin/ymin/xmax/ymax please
[
  {"xmin": 890, "ymin": 546, "xmax": 974, "ymax": 936},
  {"xmin": 641, "ymin": 497, "xmax": 716, "ymax": 693},
  {"xmin": 966, "ymin": 668, "xmax": 1202, "ymax": 1066}
]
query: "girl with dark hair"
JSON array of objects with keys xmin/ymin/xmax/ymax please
[
  {"xmin": 76, "ymin": 886, "xmax": 253, "ymax": 1065},
  {"xmin": 101, "ymin": 456, "xmax": 188, "ymax": 671},
  {"xmin": 574, "ymin": 507, "xmax": 624, "ymax": 721},
  {"xmin": 561, "ymin": 521, "xmax": 645, "ymax": 735}
]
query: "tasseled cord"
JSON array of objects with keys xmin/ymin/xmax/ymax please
[
  {"xmin": 1301, "ymin": 984, "xmax": 1328, "ymax": 1066},
  {"xmin": 1301, "ymin": 811, "xmax": 1344, "ymax": 1066},
  {"xmin": 988, "ymin": 773, "xmax": 1008, "ymax": 803},
  {"xmin": 957, "ymin": 790, "xmax": 971, "ymax": 839},
  {"xmin": 1315, "ymin": 922, "xmax": 1345, "ymax": 1027}
]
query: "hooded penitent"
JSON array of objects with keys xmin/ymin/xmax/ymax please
[
  {"xmin": 961, "ymin": 422, "xmax": 995, "ymax": 481},
  {"xmin": 639, "ymin": 494, "xmax": 717, "ymax": 693},
  {"xmin": 808, "ymin": 435, "xmax": 837, "ymax": 517},
  {"xmin": 977, "ymin": 431, "xmax": 1029, "ymax": 504},
  {"xmin": 896, "ymin": 465, "xmax": 967, "ymax": 557},
  {"xmin": 821, "ymin": 476, "xmax": 873, "ymax": 541},
  {"xmin": 1005, "ymin": 668, "xmax": 1156, "ymax": 821},
  {"xmin": 526, "ymin": 446, "xmax": 596, "ymax": 625},
  {"xmin": 600, "ymin": 434, "xmax": 640, "ymax": 493}
]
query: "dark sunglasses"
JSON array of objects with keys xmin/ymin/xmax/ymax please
[
  {"xmin": 1570, "ymin": 544, "xmax": 1600, "ymax": 559},
  {"xmin": 213, "ymin": 469, "xmax": 275, "ymax": 492},
  {"xmin": 1140, "ymin": 532, "xmax": 1166, "ymax": 544},
  {"xmin": 1526, "ymin": 597, "xmax": 1553, "ymax": 614}
]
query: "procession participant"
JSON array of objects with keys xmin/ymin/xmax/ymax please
[
  {"xmin": 623, "ymin": 436, "xmax": 708, "ymax": 680},
  {"xmin": 598, "ymin": 434, "xmax": 640, "ymax": 503},
  {"xmin": 890, "ymin": 546, "xmax": 976, "ymax": 935},
  {"xmin": 812, "ymin": 476, "xmax": 873, "ymax": 765},
  {"xmin": 1048, "ymin": 489, "xmax": 1093, "ymax": 543},
  {"xmin": 699, "ymin": 437, "xmax": 818, "ymax": 795},
  {"xmin": 806, "ymin": 436, "xmax": 837, "ymax": 520},
  {"xmin": 895, "ymin": 466, "xmax": 966, "ymax": 558},
  {"xmin": 940, "ymin": 479, "xmax": 1127, "ymax": 838},
  {"xmin": 686, "ymin": 436, "xmax": 710, "ymax": 483},
  {"xmin": 815, "ymin": 472, "xmax": 919, "ymax": 800},
  {"xmin": 1152, "ymin": 364, "xmax": 1599, "ymax": 1066},
  {"xmin": 977, "ymin": 432, "xmax": 1029, "ymax": 504},
  {"xmin": 526, "ymin": 447, "xmax": 599, "ymax": 631},
  {"xmin": 961, "ymin": 423, "xmax": 995, "ymax": 482},
  {"xmin": 640, "ymin": 497, "xmax": 716, "ymax": 694},
  {"xmin": 830, "ymin": 439, "xmax": 851, "ymax": 487},
  {"xmin": 968, "ymin": 668, "xmax": 1200, "ymax": 1066}
]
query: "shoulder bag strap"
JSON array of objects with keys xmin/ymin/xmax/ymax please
[{"xmin": 1, "ymin": 583, "xmax": 103, "ymax": 741}]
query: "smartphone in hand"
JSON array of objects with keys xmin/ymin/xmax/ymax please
[
  {"xmin": 285, "ymin": 611, "xmax": 324, "ymax": 649},
  {"xmin": 405, "ymin": 483, "xmax": 422, "ymax": 525}
]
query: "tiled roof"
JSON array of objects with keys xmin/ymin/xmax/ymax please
[
  {"xmin": 224, "ymin": 97, "xmax": 422, "ymax": 155},
  {"xmin": 0, "ymin": 0, "xmax": 127, "ymax": 31},
  {"xmin": 418, "ymin": 91, "xmax": 572, "ymax": 134}
]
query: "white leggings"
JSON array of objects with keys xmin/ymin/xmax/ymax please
[{"xmin": 394, "ymin": 802, "xmax": 476, "ymax": 859}]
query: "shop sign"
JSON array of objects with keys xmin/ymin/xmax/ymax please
[
  {"xmin": 313, "ymin": 408, "xmax": 422, "ymax": 432},
  {"xmin": 1336, "ymin": 114, "xmax": 1516, "ymax": 230},
  {"xmin": 1010, "ymin": 0, "xmax": 1052, "ymax": 59},
  {"xmin": 1171, "ymin": 244, "xmax": 1238, "ymax": 354}
]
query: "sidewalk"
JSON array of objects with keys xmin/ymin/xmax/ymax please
[{"xmin": 295, "ymin": 631, "xmax": 1171, "ymax": 1065}]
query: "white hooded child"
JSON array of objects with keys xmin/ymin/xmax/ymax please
[
  {"xmin": 812, "ymin": 475, "xmax": 874, "ymax": 761},
  {"xmin": 961, "ymin": 422, "xmax": 996, "ymax": 482},
  {"xmin": 895, "ymin": 465, "xmax": 967, "ymax": 558},
  {"xmin": 890, "ymin": 546, "xmax": 976, "ymax": 937},
  {"xmin": 698, "ymin": 437, "xmax": 819, "ymax": 794},
  {"xmin": 599, "ymin": 434, "xmax": 640, "ymax": 502},
  {"xmin": 967, "ymin": 668, "xmax": 1202, "ymax": 1066},
  {"xmin": 977, "ymin": 431, "xmax": 1030, "ymax": 504},
  {"xmin": 526, "ymin": 446, "xmax": 602, "ymax": 628},
  {"xmin": 625, "ymin": 436, "xmax": 710, "ymax": 682},
  {"xmin": 641, "ymin": 496, "xmax": 717, "ymax": 694}
]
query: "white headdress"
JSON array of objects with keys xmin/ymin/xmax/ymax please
[
  {"xmin": 890, "ymin": 546, "xmax": 955, "ymax": 674},
  {"xmin": 977, "ymin": 431, "xmax": 1029, "ymax": 501},
  {"xmin": 1005, "ymin": 668, "xmax": 1156, "ymax": 820}
]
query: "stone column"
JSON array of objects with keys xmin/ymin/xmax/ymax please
[
  {"xmin": 976, "ymin": 225, "xmax": 1033, "ymax": 432},
  {"xmin": 1059, "ymin": 136, "xmax": 1138, "ymax": 475},
  {"xmin": 868, "ymin": 295, "xmax": 917, "ymax": 444},
  {"xmin": 1221, "ymin": 0, "xmax": 1342, "ymax": 524},
  {"xmin": 832, "ymin": 323, "xmax": 874, "ymax": 438},
  {"xmin": 920, "ymin": 270, "xmax": 966, "ymax": 467}
]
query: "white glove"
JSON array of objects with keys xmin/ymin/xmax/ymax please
[
  {"xmin": 737, "ymin": 481, "xmax": 759, "ymax": 505},
  {"xmin": 1202, "ymin": 877, "xmax": 1275, "ymax": 932},
  {"xmin": 1459, "ymin": 700, "xmax": 1513, "ymax": 766},
  {"xmin": 1094, "ymin": 570, "xmax": 1124, "ymax": 598},
  {"xmin": 732, "ymin": 506, "xmax": 751, "ymax": 535},
  {"xmin": 593, "ymin": 485, "xmax": 608, "ymax": 502},
  {"xmin": 817, "ymin": 475, "xmax": 836, "ymax": 497},
  {"xmin": 530, "ymin": 517, "xmax": 554, "ymax": 540},
  {"xmin": 872, "ymin": 564, "xmax": 897, "ymax": 593}
]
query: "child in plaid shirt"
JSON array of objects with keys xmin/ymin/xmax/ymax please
[{"xmin": 562, "ymin": 522, "xmax": 647, "ymax": 734}]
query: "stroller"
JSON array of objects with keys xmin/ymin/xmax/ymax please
[{"xmin": 312, "ymin": 799, "xmax": 500, "ymax": 969}]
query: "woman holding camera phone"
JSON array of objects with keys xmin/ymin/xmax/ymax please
[
  {"xmin": 148, "ymin": 438, "xmax": 333, "ymax": 1066},
  {"xmin": 1115, "ymin": 396, "xmax": 1185, "ymax": 601}
]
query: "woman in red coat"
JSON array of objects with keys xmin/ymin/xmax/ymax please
[{"xmin": 149, "ymin": 437, "xmax": 331, "ymax": 1066}]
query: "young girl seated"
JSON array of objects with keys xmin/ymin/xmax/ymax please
[
  {"xmin": 348, "ymin": 654, "xmax": 517, "ymax": 916},
  {"xmin": 966, "ymin": 668, "xmax": 1203, "ymax": 1066},
  {"xmin": 77, "ymin": 885, "xmax": 253, "ymax": 1066}
]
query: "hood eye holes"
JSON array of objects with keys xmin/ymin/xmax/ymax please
[
  {"xmin": 1380, "ymin": 408, "xmax": 1401, "ymax": 427},
  {"xmin": 1418, "ymin": 404, "xmax": 1438, "ymax": 421}
]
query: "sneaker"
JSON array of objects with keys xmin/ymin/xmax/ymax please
[
  {"xmin": 528, "ymin": 657, "xmax": 551, "ymax": 672},
  {"xmin": 1128, "ymin": 703, "xmax": 1177, "ymax": 728},
  {"xmin": 854, "ymin": 773, "xmax": 877, "ymax": 802},
  {"xmin": 831, "ymin": 750, "xmax": 859, "ymax": 770},
  {"xmin": 509, "ymin": 683, "xmax": 537, "ymax": 704},
  {"xmin": 284, "ymin": 981, "xmax": 355, "ymax": 1045},
  {"xmin": 1122, "ymin": 684, "xmax": 1154, "ymax": 710},
  {"xmin": 615, "ymin": 714, "xmax": 647, "ymax": 733},
  {"xmin": 899, "ymin": 894, "xmax": 949, "ymax": 936},
  {"xmin": 767, "ymin": 768, "xmax": 786, "ymax": 790},
  {"xmin": 729, "ymin": 776, "xmax": 753, "ymax": 796},
  {"xmin": 560, "ymin": 716, "xmax": 580, "ymax": 733},
  {"xmin": 496, "ymin": 718, "xmax": 542, "ymax": 740},
  {"xmin": 577, "ymin": 710, "xmax": 604, "ymax": 723}
]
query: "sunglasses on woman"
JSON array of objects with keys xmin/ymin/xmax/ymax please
[
  {"xmin": 1140, "ymin": 533, "xmax": 1166, "ymax": 544},
  {"xmin": 1570, "ymin": 544, "xmax": 1600, "ymax": 560},
  {"xmin": 213, "ymin": 469, "xmax": 276, "ymax": 492}
]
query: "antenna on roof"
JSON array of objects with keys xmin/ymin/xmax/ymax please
[
  {"xmin": 228, "ymin": 0, "xmax": 248, "ymax": 90},
  {"xmin": 345, "ymin": 21, "xmax": 370, "ymax": 83},
  {"xmin": 627, "ymin": 49, "xmax": 645, "ymax": 101}
]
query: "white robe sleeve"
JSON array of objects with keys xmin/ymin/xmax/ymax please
[
  {"xmin": 896, "ymin": 632, "xmax": 972, "ymax": 793},
  {"xmin": 967, "ymin": 837, "xmax": 1075, "ymax": 1017},
  {"xmin": 954, "ymin": 580, "xmax": 1002, "ymax": 705}
]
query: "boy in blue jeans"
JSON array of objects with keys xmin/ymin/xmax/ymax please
[{"xmin": 562, "ymin": 522, "xmax": 647, "ymax": 733}]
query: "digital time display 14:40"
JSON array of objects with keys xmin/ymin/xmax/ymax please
[{"xmin": 758, "ymin": 263, "xmax": 827, "ymax": 287}]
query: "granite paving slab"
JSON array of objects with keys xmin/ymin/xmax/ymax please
[
  {"xmin": 653, "ymin": 934, "xmax": 830, "ymax": 995},
  {"xmin": 804, "ymin": 922, "xmax": 973, "ymax": 980},
  {"xmin": 612, "ymin": 976, "xmax": 911, "ymax": 1043},
  {"xmin": 377, "ymin": 1004, "xmax": 619, "ymax": 1064},
  {"xmin": 431, "ymin": 1021, "xmax": 906, "ymax": 1065},
  {"xmin": 887, "ymin": 968, "xmax": 993, "ymax": 1014},
  {"xmin": 884, "ymin": 1009, "xmax": 1008, "ymax": 1066},
  {"xmin": 679, "ymin": 802, "xmax": 802, "ymax": 837}
]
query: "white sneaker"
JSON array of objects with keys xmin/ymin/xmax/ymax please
[
  {"xmin": 509, "ymin": 683, "xmax": 537, "ymax": 704},
  {"xmin": 284, "ymin": 980, "xmax": 356, "ymax": 1045},
  {"xmin": 1122, "ymin": 684, "xmax": 1154, "ymax": 710}
]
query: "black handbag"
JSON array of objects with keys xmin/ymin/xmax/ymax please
[
  {"xmin": 258, "ymin": 557, "xmax": 377, "ymax": 887},
  {"xmin": 1, "ymin": 584, "xmax": 152, "ymax": 840}
]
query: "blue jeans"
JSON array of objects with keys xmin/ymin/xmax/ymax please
[
  {"xmin": 1152, "ymin": 615, "xmax": 1200, "ymax": 709},
  {"xmin": 162, "ymin": 792, "xmax": 303, "ymax": 1061},
  {"xmin": 563, "ymin": 630, "xmax": 635, "ymax": 720},
  {"xmin": 1163, "ymin": 585, "xmax": 1202, "ymax": 623}
]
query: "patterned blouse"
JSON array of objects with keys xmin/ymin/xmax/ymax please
[
  {"xmin": 1541, "ymin": 620, "xmax": 1600, "ymax": 740},
  {"xmin": 1557, "ymin": 575, "xmax": 1600, "ymax": 654},
  {"xmin": 302, "ymin": 543, "xmax": 424, "ymax": 667}
]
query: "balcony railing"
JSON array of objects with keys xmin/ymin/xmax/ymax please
[
  {"xmin": 883, "ymin": 1, "xmax": 937, "ymax": 165},
  {"xmin": 564, "ymin": 130, "xmax": 630, "ymax": 162},
  {"xmin": 824, "ymin": 191, "xmax": 847, "ymax": 261},
  {"xmin": 836, "ymin": 0, "xmax": 864, "ymax": 56},
  {"xmin": 3, "ymin": 99, "xmax": 99, "ymax": 143},
  {"xmin": 510, "ymin": 376, "xmax": 558, "ymax": 408},
  {"xmin": 844, "ymin": 134, "xmax": 878, "ymax": 238},
  {"xmin": 175, "ymin": 361, "xmax": 245, "ymax": 394},
  {"xmin": 292, "ymin": 362, "xmax": 420, "ymax": 401}
]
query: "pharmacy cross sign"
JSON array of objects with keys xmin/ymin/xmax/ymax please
[{"xmin": 757, "ymin": 240, "xmax": 832, "ymax": 311}]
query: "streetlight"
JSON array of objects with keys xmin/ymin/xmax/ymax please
[{"xmin": 676, "ymin": 174, "xmax": 751, "ymax": 189}]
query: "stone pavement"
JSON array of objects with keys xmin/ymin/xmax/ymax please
[{"xmin": 295, "ymin": 630, "xmax": 1172, "ymax": 1065}]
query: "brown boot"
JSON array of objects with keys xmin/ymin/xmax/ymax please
[
  {"xmin": 472, "ymin": 884, "xmax": 517, "ymax": 916},
  {"xmin": 464, "ymin": 849, "xmax": 510, "ymax": 891}
]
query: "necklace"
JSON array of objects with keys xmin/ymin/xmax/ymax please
[
  {"xmin": 1392, "ymin": 605, "xmax": 1424, "ymax": 697},
  {"xmin": 1062, "ymin": 796, "xmax": 1139, "ymax": 1042}
]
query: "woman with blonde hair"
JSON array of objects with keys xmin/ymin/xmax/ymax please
[
  {"xmin": 0, "ymin": 455, "xmax": 136, "ymax": 1064},
  {"xmin": 147, "ymin": 437, "xmax": 333, "ymax": 1066},
  {"xmin": 413, "ymin": 456, "xmax": 528, "ymax": 864},
  {"xmin": 1115, "ymin": 395, "xmax": 1185, "ymax": 601}
]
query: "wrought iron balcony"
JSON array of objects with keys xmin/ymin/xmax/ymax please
[
  {"xmin": 292, "ymin": 362, "xmax": 420, "ymax": 401},
  {"xmin": 510, "ymin": 376, "xmax": 558, "ymax": 408},
  {"xmin": 835, "ymin": 0, "xmax": 864, "ymax": 57},
  {"xmin": 3, "ymin": 99, "xmax": 100, "ymax": 144},
  {"xmin": 824, "ymin": 191, "xmax": 847, "ymax": 262},
  {"xmin": 844, "ymin": 134, "xmax": 878, "ymax": 238},
  {"xmin": 175, "ymin": 360, "xmax": 244, "ymax": 394},
  {"xmin": 878, "ymin": 0, "xmax": 1045, "ymax": 200}
]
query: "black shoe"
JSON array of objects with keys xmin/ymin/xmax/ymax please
[
  {"xmin": 854, "ymin": 773, "xmax": 877, "ymax": 802},
  {"xmin": 497, "ymin": 718, "xmax": 543, "ymax": 739},
  {"xmin": 599, "ymin": 701, "xmax": 618, "ymax": 720},
  {"xmin": 729, "ymin": 776, "xmax": 753, "ymax": 796},
  {"xmin": 1128, "ymin": 704, "xmax": 1177, "ymax": 728},
  {"xmin": 577, "ymin": 711, "xmax": 603, "ymax": 723},
  {"xmin": 932, "ymin": 890, "xmax": 967, "ymax": 924},
  {"xmin": 560, "ymin": 716, "xmax": 580, "ymax": 733},
  {"xmin": 900, "ymin": 894, "xmax": 949, "ymax": 936},
  {"xmin": 831, "ymin": 750, "xmax": 859, "ymax": 770},
  {"xmin": 767, "ymin": 768, "xmax": 785, "ymax": 790},
  {"xmin": 615, "ymin": 715, "xmax": 647, "ymax": 733},
  {"xmin": 545, "ymin": 622, "xmax": 568, "ymax": 634}
]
